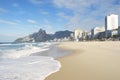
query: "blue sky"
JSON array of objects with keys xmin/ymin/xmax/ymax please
[{"xmin": 0, "ymin": 0, "xmax": 120, "ymax": 42}]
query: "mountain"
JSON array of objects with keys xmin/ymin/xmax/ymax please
[
  {"xmin": 14, "ymin": 29, "xmax": 73, "ymax": 43},
  {"xmin": 29, "ymin": 29, "xmax": 54, "ymax": 42},
  {"xmin": 54, "ymin": 30, "xmax": 73, "ymax": 39}
]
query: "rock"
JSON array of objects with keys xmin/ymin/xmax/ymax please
[
  {"xmin": 14, "ymin": 29, "xmax": 73, "ymax": 43},
  {"xmin": 54, "ymin": 30, "xmax": 73, "ymax": 39}
]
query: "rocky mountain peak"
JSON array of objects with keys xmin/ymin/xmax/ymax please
[{"xmin": 14, "ymin": 29, "xmax": 73, "ymax": 43}]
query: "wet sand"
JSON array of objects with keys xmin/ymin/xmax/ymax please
[
  {"xmin": 45, "ymin": 41, "xmax": 120, "ymax": 80},
  {"xmin": 31, "ymin": 44, "xmax": 70, "ymax": 59}
]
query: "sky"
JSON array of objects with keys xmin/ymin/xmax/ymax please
[{"xmin": 0, "ymin": 0, "xmax": 120, "ymax": 42}]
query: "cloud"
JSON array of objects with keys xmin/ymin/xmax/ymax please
[
  {"xmin": 27, "ymin": 19, "xmax": 37, "ymax": 24},
  {"xmin": 42, "ymin": 24, "xmax": 55, "ymax": 33},
  {"xmin": 41, "ymin": 11, "xmax": 49, "ymax": 15},
  {"xmin": 12, "ymin": 3, "xmax": 19, "ymax": 7},
  {"xmin": 64, "ymin": 14, "xmax": 82, "ymax": 30},
  {"xmin": 53, "ymin": 0, "xmax": 120, "ymax": 30},
  {"xmin": 0, "ymin": 8, "xmax": 8, "ymax": 14},
  {"xmin": 0, "ymin": 34, "xmax": 16, "ymax": 37},
  {"xmin": 15, "ymin": 20, "xmax": 21, "ymax": 23},
  {"xmin": 0, "ymin": 34, "xmax": 20, "ymax": 42},
  {"xmin": 57, "ymin": 12, "xmax": 70, "ymax": 20},
  {"xmin": 29, "ymin": 0, "xmax": 43, "ymax": 4},
  {"xmin": 39, "ymin": 9, "xmax": 49, "ymax": 15},
  {"xmin": 29, "ymin": 0, "xmax": 42, "ymax": 4},
  {"xmin": 33, "ymin": 19, "xmax": 56, "ymax": 33},
  {"xmin": 29, "ymin": 0, "xmax": 51, "ymax": 5},
  {"xmin": 0, "ymin": 20, "xmax": 18, "ymax": 25},
  {"xmin": 53, "ymin": 0, "xmax": 95, "ymax": 11}
]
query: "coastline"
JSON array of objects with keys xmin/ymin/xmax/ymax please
[
  {"xmin": 45, "ymin": 41, "xmax": 120, "ymax": 80},
  {"xmin": 31, "ymin": 43, "xmax": 71, "ymax": 59},
  {"xmin": 0, "ymin": 42, "xmax": 62, "ymax": 80}
]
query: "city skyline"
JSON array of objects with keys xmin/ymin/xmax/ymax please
[{"xmin": 0, "ymin": 0, "xmax": 120, "ymax": 42}]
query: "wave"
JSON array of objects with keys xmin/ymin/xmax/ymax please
[
  {"xmin": 0, "ymin": 56, "xmax": 61, "ymax": 80},
  {"xmin": 0, "ymin": 43, "xmax": 50, "ymax": 59},
  {"xmin": 0, "ymin": 42, "xmax": 61, "ymax": 80}
]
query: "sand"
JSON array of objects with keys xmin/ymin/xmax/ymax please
[
  {"xmin": 31, "ymin": 44, "xmax": 70, "ymax": 59},
  {"xmin": 45, "ymin": 41, "xmax": 120, "ymax": 80}
]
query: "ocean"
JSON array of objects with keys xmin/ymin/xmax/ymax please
[{"xmin": 0, "ymin": 42, "xmax": 61, "ymax": 80}]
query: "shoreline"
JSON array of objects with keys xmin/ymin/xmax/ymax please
[
  {"xmin": 45, "ymin": 41, "xmax": 120, "ymax": 80},
  {"xmin": 31, "ymin": 43, "xmax": 71, "ymax": 59}
]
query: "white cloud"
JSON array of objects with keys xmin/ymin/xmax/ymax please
[
  {"xmin": 0, "ymin": 8, "xmax": 8, "ymax": 14},
  {"xmin": 33, "ymin": 19, "xmax": 56, "ymax": 33},
  {"xmin": 0, "ymin": 34, "xmax": 16, "ymax": 37},
  {"xmin": 29, "ymin": 0, "xmax": 43, "ymax": 4},
  {"xmin": 53, "ymin": 0, "xmax": 96, "ymax": 11},
  {"xmin": 39, "ymin": 9, "xmax": 49, "ymax": 15},
  {"xmin": 15, "ymin": 20, "xmax": 21, "ymax": 23},
  {"xmin": 27, "ymin": 19, "xmax": 37, "ymax": 24},
  {"xmin": 0, "ymin": 33, "xmax": 22, "ymax": 42},
  {"xmin": 57, "ymin": 12, "xmax": 70, "ymax": 20},
  {"xmin": 41, "ymin": 11, "xmax": 49, "ymax": 15},
  {"xmin": 65, "ymin": 15, "xmax": 82, "ymax": 30},
  {"xmin": 29, "ymin": 0, "xmax": 51, "ymax": 5},
  {"xmin": 43, "ymin": 19, "xmax": 50, "ymax": 24},
  {"xmin": 0, "ymin": 20, "xmax": 18, "ymax": 25},
  {"xmin": 13, "ymin": 3, "xmax": 19, "ymax": 7},
  {"xmin": 42, "ymin": 24, "xmax": 55, "ymax": 34},
  {"xmin": 53, "ymin": 0, "xmax": 120, "ymax": 30}
]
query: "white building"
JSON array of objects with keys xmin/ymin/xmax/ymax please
[
  {"xmin": 91, "ymin": 27, "xmax": 105, "ymax": 39},
  {"xmin": 105, "ymin": 14, "xmax": 118, "ymax": 38},
  {"xmin": 105, "ymin": 14, "xmax": 118, "ymax": 30},
  {"xmin": 74, "ymin": 29, "xmax": 83, "ymax": 41},
  {"xmin": 82, "ymin": 31, "xmax": 91, "ymax": 40},
  {"xmin": 118, "ymin": 26, "xmax": 120, "ymax": 35}
]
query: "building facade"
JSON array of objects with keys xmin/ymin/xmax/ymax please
[
  {"xmin": 105, "ymin": 14, "xmax": 118, "ymax": 30},
  {"xmin": 74, "ymin": 29, "xmax": 83, "ymax": 41},
  {"xmin": 91, "ymin": 27, "xmax": 105, "ymax": 39},
  {"xmin": 82, "ymin": 31, "xmax": 91, "ymax": 40},
  {"xmin": 105, "ymin": 14, "xmax": 118, "ymax": 38},
  {"xmin": 118, "ymin": 26, "xmax": 120, "ymax": 36}
]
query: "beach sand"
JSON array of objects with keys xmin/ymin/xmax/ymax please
[{"xmin": 45, "ymin": 41, "xmax": 120, "ymax": 80}]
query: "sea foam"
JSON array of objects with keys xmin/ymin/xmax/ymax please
[
  {"xmin": 0, "ymin": 43, "xmax": 49, "ymax": 59},
  {"xmin": 0, "ymin": 42, "xmax": 61, "ymax": 80},
  {"xmin": 0, "ymin": 56, "xmax": 61, "ymax": 80}
]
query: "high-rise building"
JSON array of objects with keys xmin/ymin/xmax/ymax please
[
  {"xmin": 74, "ymin": 29, "xmax": 83, "ymax": 41},
  {"xmin": 105, "ymin": 14, "xmax": 118, "ymax": 30},
  {"xmin": 118, "ymin": 26, "xmax": 120, "ymax": 36},
  {"xmin": 91, "ymin": 27, "xmax": 105, "ymax": 39},
  {"xmin": 105, "ymin": 14, "xmax": 118, "ymax": 38}
]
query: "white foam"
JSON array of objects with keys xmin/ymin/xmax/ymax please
[
  {"xmin": 1, "ymin": 43, "xmax": 50, "ymax": 59},
  {"xmin": 0, "ymin": 42, "xmax": 61, "ymax": 80},
  {"xmin": 0, "ymin": 56, "xmax": 61, "ymax": 80},
  {"xmin": 0, "ymin": 43, "xmax": 12, "ymax": 46},
  {"xmin": 2, "ymin": 48, "xmax": 49, "ymax": 59}
]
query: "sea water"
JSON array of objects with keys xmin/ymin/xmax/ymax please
[{"xmin": 0, "ymin": 42, "xmax": 61, "ymax": 80}]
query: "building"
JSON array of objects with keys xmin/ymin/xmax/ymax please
[
  {"xmin": 105, "ymin": 14, "xmax": 118, "ymax": 38},
  {"xmin": 118, "ymin": 26, "xmax": 120, "ymax": 36},
  {"xmin": 91, "ymin": 27, "xmax": 105, "ymax": 39},
  {"xmin": 69, "ymin": 33, "xmax": 74, "ymax": 41},
  {"xmin": 74, "ymin": 29, "xmax": 83, "ymax": 41},
  {"xmin": 97, "ymin": 32, "xmax": 106, "ymax": 40},
  {"xmin": 105, "ymin": 14, "xmax": 118, "ymax": 30},
  {"xmin": 82, "ymin": 31, "xmax": 91, "ymax": 40},
  {"xmin": 111, "ymin": 29, "xmax": 118, "ymax": 37}
]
